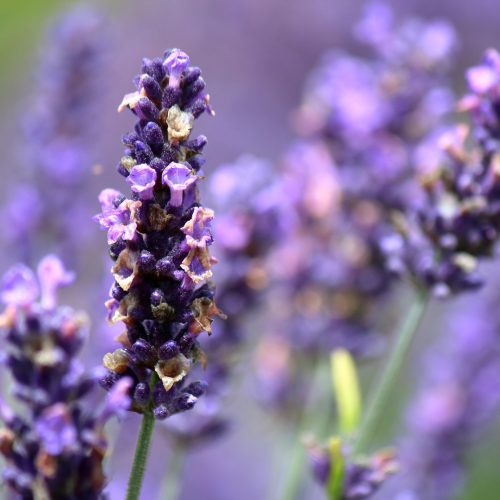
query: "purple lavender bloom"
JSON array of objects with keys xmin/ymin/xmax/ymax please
[
  {"xmin": 182, "ymin": 207, "xmax": 214, "ymax": 248},
  {"xmin": 0, "ymin": 257, "xmax": 125, "ymax": 498},
  {"xmin": 163, "ymin": 49, "xmax": 191, "ymax": 89},
  {"xmin": 162, "ymin": 162, "xmax": 198, "ymax": 207},
  {"xmin": 382, "ymin": 50, "xmax": 500, "ymax": 296},
  {"xmin": 127, "ymin": 164, "xmax": 158, "ymax": 200},
  {"xmin": 37, "ymin": 254, "xmax": 75, "ymax": 309},
  {"xmin": 94, "ymin": 196, "xmax": 141, "ymax": 245},
  {"xmin": 1, "ymin": 6, "xmax": 104, "ymax": 265},
  {"xmin": 0, "ymin": 263, "xmax": 39, "ymax": 307},
  {"xmin": 309, "ymin": 442, "xmax": 398, "ymax": 499},
  {"xmin": 97, "ymin": 49, "xmax": 223, "ymax": 421},
  {"xmin": 35, "ymin": 404, "xmax": 78, "ymax": 455},
  {"xmin": 252, "ymin": 3, "xmax": 458, "ymax": 415}
]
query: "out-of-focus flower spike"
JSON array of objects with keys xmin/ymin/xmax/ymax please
[
  {"xmin": 383, "ymin": 49, "xmax": 500, "ymax": 295},
  {"xmin": 0, "ymin": 257, "xmax": 116, "ymax": 497},
  {"xmin": 1, "ymin": 6, "xmax": 105, "ymax": 265}
]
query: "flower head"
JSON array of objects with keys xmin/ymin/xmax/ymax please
[
  {"xmin": 0, "ymin": 257, "xmax": 121, "ymax": 498},
  {"xmin": 383, "ymin": 50, "xmax": 500, "ymax": 296},
  {"xmin": 97, "ymin": 49, "xmax": 220, "ymax": 422}
]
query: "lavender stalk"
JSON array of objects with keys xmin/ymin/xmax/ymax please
[
  {"xmin": 126, "ymin": 411, "xmax": 155, "ymax": 500},
  {"xmin": 353, "ymin": 289, "xmax": 428, "ymax": 455},
  {"xmin": 95, "ymin": 48, "xmax": 221, "ymax": 499}
]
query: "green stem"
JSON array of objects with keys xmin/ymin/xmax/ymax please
[
  {"xmin": 126, "ymin": 411, "xmax": 156, "ymax": 500},
  {"xmin": 277, "ymin": 359, "xmax": 332, "ymax": 500},
  {"xmin": 353, "ymin": 289, "xmax": 429, "ymax": 455},
  {"xmin": 161, "ymin": 441, "xmax": 187, "ymax": 500}
]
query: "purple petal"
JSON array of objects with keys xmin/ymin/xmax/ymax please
[{"xmin": 0, "ymin": 264, "xmax": 39, "ymax": 307}]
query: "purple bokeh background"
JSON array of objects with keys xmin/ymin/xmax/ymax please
[{"xmin": 1, "ymin": 0, "xmax": 500, "ymax": 498}]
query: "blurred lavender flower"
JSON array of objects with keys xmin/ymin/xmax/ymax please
[
  {"xmin": 0, "ymin": 256, "xmax": 129, "ymax": 498},
  {"xmin": 254, "ymin": 3, "xmax": 459, "ymax": 406},
  {"xmin": 1, "ymin": 6, "xmax": 104, "ymax": 264},
  {"xmin": 96, "ymin": 48, "xmax": 224, "ymax": 421},
  {"xmin": 295, "ymin": 0, "xmax": 457, "ymax": 209},
  {"xmin": 382, "ymin": 49, "xmax": 500, "ymax": 297},
  {"xmin": 308, "ymin": 441, "xmax": 397, "ymax": 499}
]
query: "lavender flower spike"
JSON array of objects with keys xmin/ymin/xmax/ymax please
[
  {"xmin": 0, "ymin": 257, "xmax": 126, "ymax": 498},
  {"xmin": 1, "ymin": 6, "xmax": 104, "ymax": 265},
  {"xmin": 97, "ymin": 48, "xmax": 223, "ymax": 421},
  {"xmin": 383, "ymin": 49, "xmax": 500, "ymax": 296}
]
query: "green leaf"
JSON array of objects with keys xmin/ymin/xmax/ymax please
[{"xmin": 330, "ymin": 349, "xmax": 362, "ymax": 435}]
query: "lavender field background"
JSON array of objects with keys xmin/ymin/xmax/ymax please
[{"xmin": 1, "ymin": 0, "xmax": 500, "ymax": 498}]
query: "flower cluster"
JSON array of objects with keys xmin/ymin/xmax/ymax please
[
  {"xmin": 382, "ymin": 49, "xmax": 500, "ymax": 297},
  {"xmin": 2, "ymin": 7, "xmax": 104, "ymax": 264},
  {"xmin": 0, "ymin": 256, "xmax": 130, "ymax": 498},
  {"xmin": 295, "ymin": 0, "xmax": 456, "ymax": 209},
  {"xmin": 255, "ymin": 3, "xmax": 458, "ymax": 392},
  {"xmin": 308, "ymin": 442, "xmax": 397, "ymax": 499},
  {"xmin": 96, "ymin": 49, "xmax": 223, "ymax": 421}
]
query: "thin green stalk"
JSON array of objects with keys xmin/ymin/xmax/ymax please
[
  {"xmin": 126, "ymin": 412, "xmax": 156, "ymax": 500},
  {"xmin": 126, "ymin": 373, "xmax": 158, "ymax": 500},
  {"xmin": 353, "ymin": 289, "xmax": 429, "ymax": 455},
  {"xmin": 276, "ymin": 359, "xmax": 332, "ymax": 500},
  {"xmin": 161, "ymin": 441, "xmax": 187, "ymax": 500}
]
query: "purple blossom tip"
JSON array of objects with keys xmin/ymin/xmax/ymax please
[
  {"xmin": 37, "ymin": 255, "xmax": 75, "ymax": 310},
  {"xmin": 466, "ymin": 60, "xmax": 500, "ymax": 95},
  {"xmin": 126, "ymin": 164, "xmax": 157, "ymax": 200},
  {"xmin": 0, "ymin": 264, "xmax": 39, "ymax": 307},
  {"xmin": 163, "ymin": 49, "xmax": 190, "ymax": 88},
  {"xmin": 162, "ymin": 162, "xmax": 197, "ymax": 207}
]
